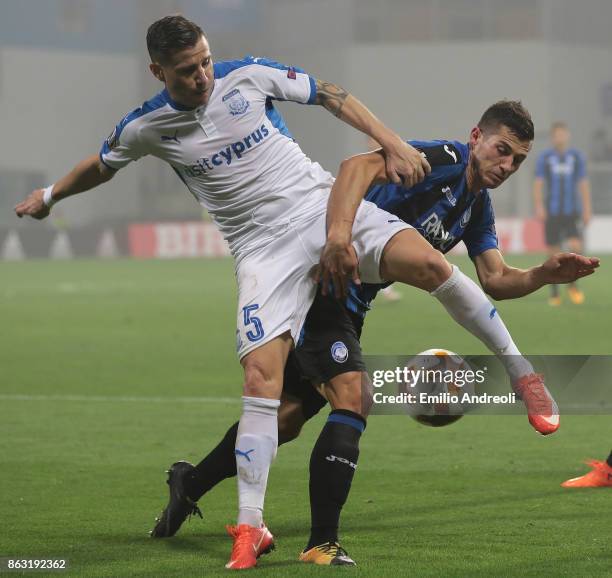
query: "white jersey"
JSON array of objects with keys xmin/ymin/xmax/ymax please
[{"xmin": 100, "ymin": 56, "xmax": 334, "ymax": 257}]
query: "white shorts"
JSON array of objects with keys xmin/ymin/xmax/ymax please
[
  {"xmin": 351, "ymin": 200, "xmax": 413, "ymax": 283},
  {"xmin": 235, "ymin": 201, "xmax": 411, "ymax": 359}
]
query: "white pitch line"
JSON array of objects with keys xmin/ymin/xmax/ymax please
[
  {"xmin": 0, "ymin": 393, "xmax": 240, "ymax": 404},
  {"xmin": 0, "ymin": 395, "xmax": 607, "ymax": 413}
]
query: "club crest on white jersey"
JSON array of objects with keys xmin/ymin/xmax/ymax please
[{"xmin": 222, "ymin": 89, "xmax": 250, "ymax": 116}]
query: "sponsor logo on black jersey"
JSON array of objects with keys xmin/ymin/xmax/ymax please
[{"xmin": 421, "ymin": 212, "xmax": 456, "ymax": 252}]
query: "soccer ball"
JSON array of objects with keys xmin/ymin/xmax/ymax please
[{"xmin": 402, "ymin": 349, "xmax": 474, "ymax": 427}]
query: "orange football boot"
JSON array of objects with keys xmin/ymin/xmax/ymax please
[
  {"xmin": 512, "ymin": 373, "xmax": 560, "ymax": 435},
  {"xmin": 561, "ymin": 460, "xmax": 612, "ymax": 488},
  {"xmin": 567, "ymin": 286, "xmax": 585, "ymax": 305},
  {"xmin": 225, "ymin": 524, "xmax": 275, "ymax": 570}
]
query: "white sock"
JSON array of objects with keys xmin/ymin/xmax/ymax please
[
  {"xmin": 235, "ymin": 396, "xmax": 280, "ymax": 527},
  {"xmin": 431, "ymin": 265, "xmax": 534, "ymax": 382}
]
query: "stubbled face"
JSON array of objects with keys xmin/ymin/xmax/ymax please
[
  {"xmin": 150, "ymin": 35, "xmax": 214, "ymax": 109},
  {"xmin": 469, "ymin": 125, "xmax": 531, "ymax": 189},
  {"xmin": 551, "ymin": 126, "xmax": 570, "ymax": 151}
]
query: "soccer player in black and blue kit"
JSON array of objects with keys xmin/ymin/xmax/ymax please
[
  {"xmin": 151, "ymin": 101, "xmax": 599, "ymax": 565},
  {"xmin": 533, "ymin": 122, "xmax": 592, "ymax": 306}
]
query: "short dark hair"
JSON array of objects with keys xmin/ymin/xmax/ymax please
[
  {"xmin": 146, "ymin": 15, "xmax": 204, "ymax": 64},
  {"xmin": 478, "ymin": 100, "xmax": 534, "ymax": 142}
]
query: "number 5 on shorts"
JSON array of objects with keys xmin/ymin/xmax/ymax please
[{"xmin": 242, "ymin": 304, "xmax": 265, "ymax": 342}]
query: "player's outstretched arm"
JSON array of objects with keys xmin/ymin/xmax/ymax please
[
  {"xmin": 14, "ymin": 154, "xmax": 115, "ymax": 220},
  {"xmin": 314, "ymin": 78, "xmax": 430, "ymax": 186},
  {"xmin": 316, "ymin": 151, "xmax": 387, "ymax": 297},
  {"xmin": 474, "ymin": 249, "xmax": 600, "ymax": 301}
]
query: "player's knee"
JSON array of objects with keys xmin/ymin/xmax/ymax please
[
  {"xmin": 413, "ymin": 250, "xmax": 452, "ymax": 291},
  {"xmin": 243, "ymin": 360, "xmax": 281, "ymax": 398}
]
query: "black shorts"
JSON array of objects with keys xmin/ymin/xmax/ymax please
[
  {"xmin": 545, "ymin": 215, "xmax": 582, "ymax": 246},
  {"xmin": 282, "ymin": 291, "xmax": 366, "ymax": 419}
]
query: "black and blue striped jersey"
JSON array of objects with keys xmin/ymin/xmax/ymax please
[
  {"xmin": 346, "ymin": 139, "xmax": 498, "ymax": 316},
  {"xmin": 535, "ymin": 148, "xmax": 587, "ymax": 217}
]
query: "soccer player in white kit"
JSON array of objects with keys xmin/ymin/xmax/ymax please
[{"xmin": 14, "ymin": 15, "xmax": 430, "ymax": 570}]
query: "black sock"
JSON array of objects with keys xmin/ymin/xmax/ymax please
[
  {"xmin": 185, "ymin": 422, "xmax": 239, "ymax": 501},
  {"xmin": 307, "ymin": 409, "xmax": 365, "ymax": 550},
  {"xmin": 551, "ymin": 284, "xmax": 559, "ymax": 297},
  {"xmin": 606, "ymin": 450, "xmax": 612, "ymax": 468}
]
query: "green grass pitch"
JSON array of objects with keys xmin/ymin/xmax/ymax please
[{"xmin": 1, "ymin": 255, "xmax": 611, "ymax": 577}]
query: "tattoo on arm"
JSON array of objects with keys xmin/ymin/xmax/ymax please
[{"xmin": 315, "ymin": 79, "xmax": 349, "ymax": 118}]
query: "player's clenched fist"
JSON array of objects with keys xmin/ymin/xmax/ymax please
[
  {"xmin": 383, "ymin": 137, "xmax": 431, "ymax": 187},
  {"xmin": 14, "ymin": 189, "xmax": 50, "ymax": 220}
]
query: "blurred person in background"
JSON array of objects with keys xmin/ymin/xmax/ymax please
[{"xmin": 533, "ymin": 122, "xmax": 592, "ymax": 306}]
